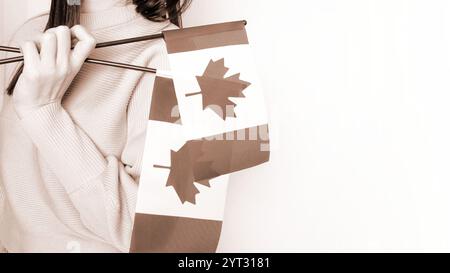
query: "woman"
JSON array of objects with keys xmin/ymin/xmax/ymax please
[{"xmin": 0, "ymin": 0, "xmax": 190, "ymax": 252}]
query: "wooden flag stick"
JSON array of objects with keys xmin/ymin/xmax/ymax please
[
  {"xmin": 0, "ymin": 46, "xmax": 19, "ymax": 53},
  {"xmin": 0, "ymin": 56, "xmax": 23, "ymax": 65},
  {"xmin": 95, "ymin": 33, "xmax": 164, "ymax": 49},
  {"xmin": 185, "ymin": 91, "xmax": 202, "ymax": 97},
  {"xmin": 153, "ymin": 165, "xmax": 171, "ymax": 170},
  {"xmin": 85, "ymin": 58, "xmax": 156, "ymax": 73},
  {"xmin": 0, "ymin": 33, "xmax": 164, "ymax": 54}
]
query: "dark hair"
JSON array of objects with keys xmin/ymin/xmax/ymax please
[{"xmin": 6, "ymin": 0, "xmax": 191, "ymax": 95}]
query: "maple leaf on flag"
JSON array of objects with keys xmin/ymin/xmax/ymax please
[
  {"xmin": 154, "ymin": 142, "xmax": 212, "ymax": 205},
  {"xmin": 153, "ymin": 128, "xmax": 269, "ymax": 205},
  {"xmin": 186, "ymin": 58, "xmax": 251, "ymax": 120}
]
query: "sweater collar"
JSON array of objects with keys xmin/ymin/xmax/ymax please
[{"xmin": 80, "ymin": 4, "xmax": 140, "ymax": 31}]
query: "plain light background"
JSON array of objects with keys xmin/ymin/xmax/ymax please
[{"xmin": 3, "ymin": 0, "xmax": 450, "ymax": 252}]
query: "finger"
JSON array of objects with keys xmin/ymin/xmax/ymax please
[
  {"xmin": 47, "ymin": 26, "xmax": 71, "ymax": 67},
  {"xmin": 39, "ymin": 32, "xmax": 57, "ymax": 67},
  {"xmin": 20, "ymin": 40, "xmax": 40, "ymax": 69},
  {"xmin": 28, "ymin": 33, "xmax": 43, "ymax": 51},
  {"xmin": 70, "ymin": 25, "xmax": 96, "ymax": 67}
]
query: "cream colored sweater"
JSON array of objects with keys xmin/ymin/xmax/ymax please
[{"xmin": 0, "ymin": 4, "xmax": 175, "ymax": 253}]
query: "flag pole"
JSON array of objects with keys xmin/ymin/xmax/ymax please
[{"xmin": 0, "ymin": 33, "xmax": 164, "ymax": 55}]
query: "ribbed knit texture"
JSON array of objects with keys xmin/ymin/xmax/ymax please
[{"xmin": 0, "ymin": 4, "xmax": 175, "ymax": 253}]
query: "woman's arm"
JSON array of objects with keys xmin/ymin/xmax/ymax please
[
  {"xmin": 20, "ymin": 102, "xmax": 138, "ymax": 252},
  {"xmin": 12, "ymin": 25, "xmax": 155, "ymax": 252}
]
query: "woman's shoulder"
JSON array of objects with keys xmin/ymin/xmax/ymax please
[
  {"xmin": 132, "ymin": 16, "xmax": 179, "ymax": 35},
  {"xmin": 130, "ymin": 18, "xmax": 179, "ymax": 52},
  {"xmin": 8, "ymin": 13, "xmax": 48, "ymax": 46}
]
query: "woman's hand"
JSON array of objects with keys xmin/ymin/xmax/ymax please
[{"xmin": 13, "ymin": 25, "xmax": 96, "ymax": 119}]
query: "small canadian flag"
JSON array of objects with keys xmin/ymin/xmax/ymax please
[{"xmin": 130, "ymin": 21, "xmax": 270, "ymax": 253}]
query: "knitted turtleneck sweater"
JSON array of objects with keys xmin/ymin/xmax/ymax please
[{"xmin": 0, "ymin": 4, "xmax": 175, "ymax": 253}]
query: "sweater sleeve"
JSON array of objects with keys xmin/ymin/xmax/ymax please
[{"xmin": 18, "ymin": 65, "xmax": 157, "ymax": 253}]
